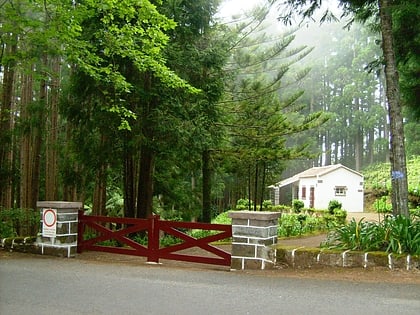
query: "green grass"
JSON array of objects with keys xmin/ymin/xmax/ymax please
[{"xmin": 363, "ymin": 155, "xmax": 420, "ymax": 191}]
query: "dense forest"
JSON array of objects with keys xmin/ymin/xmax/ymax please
[{"xmin": 0, "ymin": 0, "xmax": 419, "ymax": 221}]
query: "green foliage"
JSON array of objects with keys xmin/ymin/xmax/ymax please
[
  {"xmin": 323, "ymin": 215, "xmax": 420, "ymax": 255},
  {"xmin": 363, "ymin": 156, "xmax": 420, "ymax": 209},
  {"xmin": 262, "ymin": 200, "xmax": 273, "ymax": 210},
  {"xmin": 292, "ymin": 199, "xmax": 304, "ymax": 213},
  {"xmin": 277, "ymin": 211, "xmax": 343, "ymax": 237},
  {"xmin": 374, "ymin": 196, "xmax": 392, "ymax": 214},
  {"xmin": 278, "ymin": 214, "xmax": 302, "ymax": 237},
  {"xmin": 0, "ymin": 208, "xmax": 40, "ymax": 238},
  {"xmin": 235, "ymin": 199, "xmax": 253, "ymax": 210},
  {"xmin": 211, "ymin": 211, "xmax": 231, "ymax": 225},
  {"xmin": 106, "ymin": 189, "xmax": 124, "ymax": 217},
  {"xmin": 410, "ymin": 207, "xmax": 420, "ymax": 218},
  {"xmin": 363, "ymin": 156, "xmax": 420, "ymax": 191},
  {"xmin": 332, "ymin": 209, "xmax": 347, "ymax": 225},
  {"xmin": 327, "ymin": 200, "xmax": 342, "ymax": 214},
  {"xmin": 272, "ymin": 204, "xmax": 292, "ymax": 212}
]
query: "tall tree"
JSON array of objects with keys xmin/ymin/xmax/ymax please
[
  {"xmin": 277, "ymin": 0, "xmax": 410, "ymax": 216},
  {"xmin": 62, "ymin": 0, "xmax": 198, "ymax": 218},
  {"xmin": 156, "ymin": 0, "xmax": 230, "ymax": 222},
  {"xmin": 220, "ymin": 5, "xmax": 328, "ymax": 208}
]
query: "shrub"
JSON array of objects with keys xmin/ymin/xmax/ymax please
[
  {"xmin": 235, "ymin": 199, "xmax": 252, "ymax": 210},
  {"xmin": 0, "ymin": 208, "xmax": 40, "ymax": 238},
  {"xmin": 374, "ymin": 196, "xmax": 392, "ymax": 214},
  {"xmin": 323, "ymin": 215, "xmax": 420, "ymax": 255},
  {"xmin": 410, "ymin": 207, "xmax": 420, "ymax": 218},
  {"xmin": 278, "ymin": 213, "xmax": 328, "ymax": 237},
  {"xmin": 278, "ymin": 214, "xmax": 302, "ymax": 237},
  {"xmin": 292, "ymin": 199, "xmax": 304, "ymax": 213},
  {"xmin": 262, "ymin": 199, "xmax": 272, "ymax": 210},
  {"xmin": 383, "ymin": 215, "xmax": 420, "ymax": 254},
  {"xmin": 211, "ymin": 211, "xmax": 231, "ymax": 225},
  {"xmin": 272, "ymin": 204, "xmax": 292, "ymax": 212},
  {"xmin": 333, "ymin": 208, "xmax": 347, "ymax": 225},
  {"xmin": 328, "ymin": 200, "xmax": 342, "ymax": 214}
]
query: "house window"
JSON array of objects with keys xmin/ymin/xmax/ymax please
[
  {"xmin": 334, "ymin": 186, "xmax": 347, "ymax": 196},
  {"xmin": 301, "ymin": 186, "xmax": 306, "ymax": 199}
]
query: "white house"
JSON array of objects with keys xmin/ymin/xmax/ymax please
[{"xmin": 269, "ymin": 164, "xmax": 364, "ymax": 212}]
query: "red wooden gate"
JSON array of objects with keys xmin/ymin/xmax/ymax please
[{"xmin": 77, "ymin": 211, "xmax": 231, "ymax": 266}]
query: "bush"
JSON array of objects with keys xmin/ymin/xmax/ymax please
[
  {"xmin": 0, "ymin": 208, "xmax": 40, "ymax": 238},
  {"xmin": 323, "ymin": 215, "xmax": 420, "ymax": 255},
  {"xmin": 292, "ymin": 199, "xmax": 304, "ymax": 213},
  {"xmin": 262, "ymin": 199, "xmax": 272, "ymax": 210},
  {"xmin": 211, "ymin": 211, "xmax": 231, "ymax": 225},
  {"xmin": 272, "ymin": 204, "xmax": 292, "ymax": 212},
  {"xmin": 278, "ymin": 213, "xmax": 328, "ymax": 237},
  {"xmin": 328, "ymin": 200, "xmax": 342, "ymax": 214},
  {"xmin": 235, "ymin": 199, "xmax": 252, "ymax": 210},
  {"xmin": 278, "ymin": 214, "xmax": 302, "ymax": 237},
  {"xmin": 374, "ymin": 196, "xmax": 392, "ymax": 214},
  {"xmin": 333, "ymin": 208, "xmax": 347, "ymax": 225}
]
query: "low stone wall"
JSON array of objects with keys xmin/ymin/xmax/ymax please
[
  {"xmin": 1, "ymin": 237, "xmax": 76, "ymax": 257},
  {"xmin": 275, "ymin": 246, "xmax": 420, "ymax": 270},
  {"xmin": 2, "ymin": 236, "xmax": 419, "ymax": 270},
  {"xmin": 1, "ymin": 237, "xmax": 38, "ymax": 254}
]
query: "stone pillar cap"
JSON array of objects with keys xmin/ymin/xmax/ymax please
[
  {"xmin": 228, "ymin": 210, "xmax": 281, "ymax": 220},
  {"xmin": 37, "ymin": 201, "xmax": 83, "ymax": 209}
]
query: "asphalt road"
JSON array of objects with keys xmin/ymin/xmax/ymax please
[{"xmin": 1, "ymin": 254, "xmax": 419, "ymax": 315}]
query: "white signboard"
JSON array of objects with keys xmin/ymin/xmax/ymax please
[{"xmin": 42, "ymin": 208, "xmax": 57, "ymax": 237}]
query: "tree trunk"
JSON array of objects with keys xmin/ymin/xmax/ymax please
[
  {"xmin": 30, "ymin": 60, "xmax": 47, "ymax": 210},
  {"xmin": 19, "ymin": 68, "xmax": 44, "ymax": 211},
  {"xmin": 260, "ymin": 161, "xmax": 266, "ymax": 211},
  {"xmin": 20, "ymin": 73, "xmax": 32, "ymax": 209},
  {"xmin": 248, "ymin": 164, "xmax": 252, "ymax": 210},
  {"xmin": 354, "ymin": 98, "xmax": 363, "ymax": 171},
  {"xmin": 92, "ymin": 163, "xmax": 107, "ymax": 216},
  {"xmin": 202, "ymin": 150, "xmax": 212, "ymax": 223},
  {"xmin": 62, "ymin": 123, "xmax": 81, "ymax": 202},
  {"xmin": 253, "ymin": 162, "xmax": 258, "ymax": 211},
  {"xmin": 0, "ymin": 39, "xmax": 17, "ymax": 209},
  {"xmin": 324, "ymin": 130, "xmax": 331, "ymax": 166},
  {"xmin": 367, "ymin": 128, "xmax": 375, "ymax": 165},
  {"xmin": 378, "ymin": 0, "xmax": 409, "ymax": 216},
  {"xmin": 136, "ymin": 146, "xmax": 155, "ymax": 219},
  {"xmin": 123, "ymin": 150, "xmax": 136, "ymax": 218},
  {"xmin": 45, "ymin": 57, "xmax": 61, "ymax": 200}
]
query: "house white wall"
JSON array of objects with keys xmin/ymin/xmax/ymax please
[
  {"xmin": 298, "ymin": 177, "xmax": 316, "ymax": 208},
  {"xmin": 298, "ymin": 167, "xmax": 364, "ymax": 212}
]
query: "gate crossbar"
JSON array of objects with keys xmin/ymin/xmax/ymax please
[{"xmin": 77, "ymin": 211, "xmax": 232, "ymax": 266}]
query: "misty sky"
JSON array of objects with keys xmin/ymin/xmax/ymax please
[{"xmin": 218, "ymin": 0, "xmax": 263, "ymax": 17}]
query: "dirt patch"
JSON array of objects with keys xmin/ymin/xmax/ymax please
[
  {"xmin": 244, "ymin": 265, "xmax": 420, "ymax": 284},
  {"xmin": 278, "ymin": 234, "xmax": 328, "ymax": 248}
]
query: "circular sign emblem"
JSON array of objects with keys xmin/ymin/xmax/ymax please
[{"xmin": 43, "ymin": 209, "xmax": 57, "ymax": 227}]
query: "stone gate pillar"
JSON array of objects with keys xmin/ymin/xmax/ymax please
[
  {"xmin": 36, "ymin": 201, "xmax": 82, "ymax": 257},
  {"xmin": 229, "ymin": 211, "xmax": 281, "ymax": 270}
]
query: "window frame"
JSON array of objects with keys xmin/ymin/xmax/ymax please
[{"xmin": 334, "ymin": 186, "xmax": 347, "ymax": 196}]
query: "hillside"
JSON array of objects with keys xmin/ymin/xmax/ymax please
[{"xmin": 362, "ymin": 156, "xmax": 420, "ymax": 211}]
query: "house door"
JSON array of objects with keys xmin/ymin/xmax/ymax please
[{"xmin": 309, "ymin": 187, "xmax": 315, "ymax": 208}]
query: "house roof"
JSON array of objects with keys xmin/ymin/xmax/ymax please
[{"xmin": 273, "ymin": 164, "xmax": 363, "ymax": 188}]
